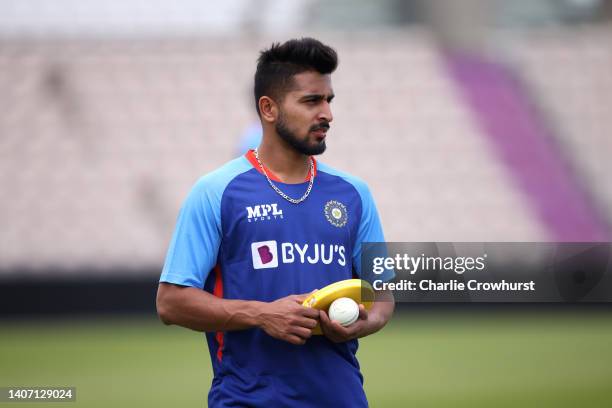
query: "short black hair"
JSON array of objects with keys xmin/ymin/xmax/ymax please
[{"xmin": 254, "ymin": 37, "xmax": 338, "ymax": 115}]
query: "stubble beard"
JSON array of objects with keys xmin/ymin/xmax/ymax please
[{"xmin": 276, "ymin": 111, "xmax": 327, "ymax": 156}]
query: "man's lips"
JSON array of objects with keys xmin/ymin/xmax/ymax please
[{"xmin": 311, "ymin": 124, "xmax": 329, "ymax": 138}]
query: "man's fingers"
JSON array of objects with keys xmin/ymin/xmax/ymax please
[
  {"xmin": 318, "ymin": 311, "xmax": 334, "ymax": 336},
  {"xmin": 320, "ymin": 309, "xmax": 364, "ymax": 342},
  {"xmin": 291, "ymin": 326, "xmax": 313, "ymax": 340},
  {"xmin": 292, "ymin": 294, "xmax": 308, "ymax": 303},
  {"xmin": 292, "ymin": 289, "xmax": 318, "ymax": 304},
  {"xmin": 344, "ymin": 321, "xmax": 364, "ymax": 337},
  {"xmin": 285, "ymin": 334, "xmax": 306, "ymax": 345},
  {"xmin": 319, "ymin": 310, "xmax": 350, "ymax": 342},
  {"xmin": 358, "ymin": 304, "xmax": 368, "ymax": 320},
  {"xmin": 296, "ymin": 317, "xmax": 318, "ymax": 329},
  {"xmin": 300, "ymin": 307, "xmax": 321, "ymax": 319},
  {"xmin": 320, "ymin": 310, "xmax": 345, "ymax": 332},
  {"xmin": 319, "ymin": 309, "xmax": 331, "ymax": 324}
]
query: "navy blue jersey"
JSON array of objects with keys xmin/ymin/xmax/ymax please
[{"xmin": 161, "ymin": 150, "xmax": 389, "ymax": 407}]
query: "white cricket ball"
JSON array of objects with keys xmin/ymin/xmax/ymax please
[{"xmin": 328, "ymin": 297, "xmax": 359, "ymax": 327}]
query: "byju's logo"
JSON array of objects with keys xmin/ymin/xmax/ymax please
[
  {"xmin": 251, "ymin": 240, "xmax": 346, "ymax": 269},
  {"xmin": 251, "ymin": 241, "xmax": 279, "ymax": 269},
  {"xmin": 246, "ymin": 203, "xmax": 284, "ymax": 222}
]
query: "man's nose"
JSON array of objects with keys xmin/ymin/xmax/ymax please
[{"xmin": 318, "ymin": 102, "xmax": 333, "ymax": 123}]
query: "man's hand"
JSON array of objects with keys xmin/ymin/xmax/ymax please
[
  {"xmin": 319, "ymin": 290, "xmax": 395, "ymax": 343},
  {"xmin": 258, "ymin": 293, "xmax": 320, "ymax": 345},
  {"xmin": 319, "ymin": 303, "xmax": 374, "ymax": 343}
]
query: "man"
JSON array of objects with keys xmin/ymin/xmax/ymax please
[{"xmin": 157, "ymin": 37, "xmax": 394, "ymax": 407}]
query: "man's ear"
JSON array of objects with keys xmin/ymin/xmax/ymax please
[{"xmin": 259, "ymin": 96, "xmax": 278, "ymax": 123}]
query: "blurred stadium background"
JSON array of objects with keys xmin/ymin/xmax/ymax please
[{"xmin": 1, "ymin": 0, "xmax": 612, "ymax": 406}]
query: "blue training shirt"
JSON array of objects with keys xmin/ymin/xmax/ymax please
[{"xmin": 160, "ymin": 150, "xmax": 391, "ymax": 407}]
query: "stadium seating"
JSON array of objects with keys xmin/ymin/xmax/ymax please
[
  {"xmin": 2, "ymin": 27, "xmax": 610, "ymax": 273},
  {"xmin": 511, "ymin": 25, "xmax": 612, "ymax": 229}
]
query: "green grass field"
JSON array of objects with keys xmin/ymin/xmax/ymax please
[{"xmin": 2, "ymin": 312, "xmax": 612, "ymax": 407}]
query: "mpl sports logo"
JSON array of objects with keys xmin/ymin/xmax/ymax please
[
  {"xmin": 246, "ymin": 203, "xmax": 283, "ymax": 222},
  {"xmin": 251, "ymin": 240, "xmax": 346, "ymax": 270}
]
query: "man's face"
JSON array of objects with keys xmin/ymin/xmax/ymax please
[{"xmin": 275, "ymin": 71, "xmax": 334, "ymax": 156}]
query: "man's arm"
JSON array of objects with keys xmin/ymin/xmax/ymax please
[
  {"xmin": 319, "ymin": 289, "xmax": 394, "ymax": 343},
  {"xmin": 156, "ymin": 283, "xmax": 320, "ymax": 345}
]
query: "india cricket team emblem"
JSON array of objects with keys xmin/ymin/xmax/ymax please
[{"xmin": 324, "ymin": 200, "xmax": 348, "ymax": 227}]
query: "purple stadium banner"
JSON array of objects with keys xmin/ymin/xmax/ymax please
[{"xmin": 444, "ymin": 51, "xmax": 609, "ymax": 241}]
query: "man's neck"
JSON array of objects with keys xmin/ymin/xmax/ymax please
[{"xmin": 256, "ymin": 138, "xmax": 312, "ymax": 184}]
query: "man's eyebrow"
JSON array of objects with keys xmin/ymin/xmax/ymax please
[{"xmin": 299, "ymin": 94, "xmax": 335, "ymax": 102}]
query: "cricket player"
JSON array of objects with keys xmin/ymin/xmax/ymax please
[{"xmin": 156, "ymin": 37, "xmax": 394, "ymax": 407}]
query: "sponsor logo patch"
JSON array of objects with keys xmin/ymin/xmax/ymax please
[
  {"xmin": 251, "ymin": 240, "xmax": 346, "ymax": 269},
  {"xmin": 251, "ymin": 241, "xmax": 279, "ymax": 269},
  {"xmin": 246, "ymin": 203, "xmax": 284, "ymax": 222}
]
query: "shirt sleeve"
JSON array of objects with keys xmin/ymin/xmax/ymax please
[
  {"xmin": 351, "ymin": 181, "xmax": 395, "ymax": 283},
  {"xmin": 160, "ymin": 179, "xmax": 222, "ymax": 288}
]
